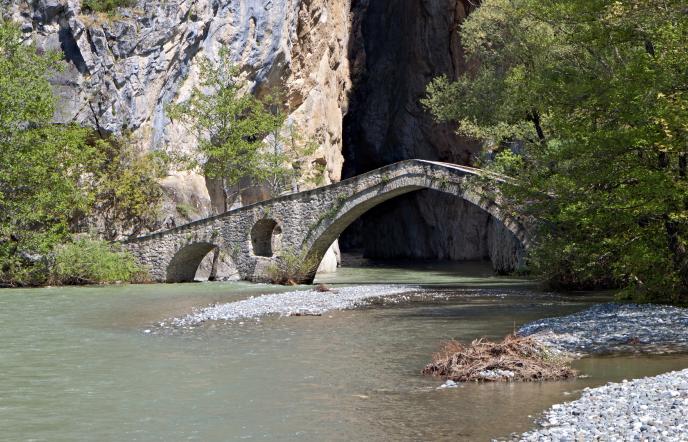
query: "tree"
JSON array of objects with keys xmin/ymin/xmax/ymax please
[
  {"xmin": 0, "ymin": 21, "xmax": 165, "ymax": 285},
  {"xmin": 261, "ymin": 90, "xmax": 320, "ymax": 196},
  {"xmin": 86, "ymin": 133, "xmax": 168, "ymax": 240},
  {"xmin": 168, "ymin": 50, "xmax": 322, "ymax": 207},
  {"xmin": 168, "ymin": 49, "xmax": 284, "ymax": 203},
  {"xmin": 425, "ymin": 0, "xmax": 688, "ymax": 303},
  {"xmin": 0, "ymin": 21, "xmax": 93, "ymax": 285}
]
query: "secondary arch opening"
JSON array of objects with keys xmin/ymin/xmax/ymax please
[
  {"xmin": 166, "ymin": 242, "xmax": 238, "ymax": 283},
  {"xmin": 251, "ymin": 219, "xmax": 283, "ymax": 257}
]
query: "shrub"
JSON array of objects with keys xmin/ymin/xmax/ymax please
[
  {"xmin": 267, "ymin": 248, "xmax": 320, "ymax": 285},
  {"xmin": 175, "ymin": 203, "xmax": 196, "ymax": 220},
  {"xmin": 82, "ymin": 0, "xmax": 136, "ymax": 13},
  {"xmin": 50, "ymin": 238, "xmax": 148, "ymax": 285}
]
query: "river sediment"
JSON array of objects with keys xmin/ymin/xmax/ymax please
[
  {"xmin": 169, "ymin": 284, "xmax": 416, "ymax": 326},
  {"xmin": 519, "ymin": 303, "xmax": 688, "ymax": 355},
  {"xmin": 513, "ymin": 303, "xmax": 688, "ymax": 440},
  {"xmin": 515, "ymin": 369, "xmax": 688, "ymax": 441}
]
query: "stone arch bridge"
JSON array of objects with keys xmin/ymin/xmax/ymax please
[{"xmin": 123, "ymin": 160, "xmax": 532, "ymax": 283}]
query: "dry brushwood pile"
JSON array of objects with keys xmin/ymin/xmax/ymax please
[{"xmin": 422, "ymin": 334, "xmax": 576, "ymax": 382}]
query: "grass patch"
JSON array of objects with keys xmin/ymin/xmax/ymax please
[
  {"xmin": 422, "ymin": 334, "xmax": 576, "ymax": 382},
  {"xmin": 50, "ymin": 238, "xmax": 149, "ymax": 285},
  {"xmin": 82, "ymin": 0, "xmax": 136, "ymax": 14}
]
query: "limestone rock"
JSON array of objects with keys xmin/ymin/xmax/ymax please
[{"xmin": 10, "ymin": 0, "xmax": 352, "ymax": 225}]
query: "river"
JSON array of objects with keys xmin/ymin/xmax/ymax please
[{"xmin": 1, "ymin": 261, "xmax": 687, "ymax": 441}]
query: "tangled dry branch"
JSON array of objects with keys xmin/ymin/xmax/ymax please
[{"xmin": 422, "ymin": 334, "xmax": 576, "ymax": 382}]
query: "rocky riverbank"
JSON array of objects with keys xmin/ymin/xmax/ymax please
[
  {"xmin": 512, "ymin": 303, "xmax": 688, "ymax": 441},
  {"xmin": 519, "ymin": 303, "xmax": 688, "ymax": 355},
  {"xmin": 515, "ymin": 369, "xmax": 688, "ymax": 441},
  {"xmin": 170, "ymin": 285, "xmax": 416, "ymax": 326}
]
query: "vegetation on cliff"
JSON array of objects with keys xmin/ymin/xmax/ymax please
[
  {"xmin": 425, "ymin": 0, "xmax": 688, "ymax": 303},
  {"xmin": 81, "ymin": 0, "xmax": 136, "ymax": 14},
  {"xmin": 0, "ymin": 22, "xmax": 159, "ymax": 286},
  {"xmin": 168, "ymin": 49, "xmax": 320, "ymax": 206}
]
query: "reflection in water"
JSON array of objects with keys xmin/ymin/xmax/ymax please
[{"xmin": 0, "ymin": 262, "xmax": 686, "ymax": 441}]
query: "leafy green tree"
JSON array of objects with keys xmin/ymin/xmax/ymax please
[
  {"xmin": 0, "ymin": 21, "xmax": 165, "ymax": 285},
  {"xmin": 261, "ymin": 90, "xmax": 320, "ymax": 196},
  {"xmin": 169, "ymin": 50, "xmax": 322, "ymax": 206},
  {"xmin": 0, "ymin": 21, "xmax": 93, "ymax": 285},
  {"xmin": 88, "ymin": 134, "xmax": 168, "ymax": 240},
  {"xmin": 168, "ymin": 50, "xmax": 283, "ymax": 192},
  {"xmin": 425, "ymin": 0, "xmax": 688, "ymax": 303}
]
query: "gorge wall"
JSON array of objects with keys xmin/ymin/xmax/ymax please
[
  {"xmin": 341, "ymin": 0, "xmax": 523, "ymax": 271},
  {"xmin": 7, "ymin": 0, "xmax": 523, "ymax": 273},
  {"xmin": 8, "ymin": 0, "xmax": 351, "ymax": 221}
]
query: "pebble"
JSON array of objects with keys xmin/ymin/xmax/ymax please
[
  {"xmin": 515, "ymin": 369, "xmax": 688, "ymax": 441},
  {"xmin": 169, "ymin": 285, "xmax": 416, "ymax": 326},
  {"xmin": 513, "ymin": 303, "xmax": 688, "ymax": 441},
  {"xmin": 518, "ymin": 303, "xmax": 688, "ymax": 355}
]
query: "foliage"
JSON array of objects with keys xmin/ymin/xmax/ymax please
[
  {"xmin": 87, "ymin": 134, "xmax": 168, "ymax": 240},
  {"xmin": 425, "ymin": 0, "xmax": 688, "ymax": 303},
  {"xmin": 175, "ymin": 203, "xmax": 197, "ymax": 220},
  {"xmin": 81, "ymin": 0, "xmax": 136, "ymax": 14},
  {"xmin": 0, "ymin": 21, "xmax": 164, "ymax": 286},
  {"xmin": 266, "ymin": 247, "xmax": 320, "ymax": 285},
  {"xmin": 262, "ymin": 90, "xmax": 320, "ymax": 196},
  {"xmin": 0, "ymin": 21, "xmax": 93, "ymax": 286},
  {"xmin": 50, "ymin": 238, "xmax": 148, "ymax": 285},
  {"xmin": 168, "ymin": 49, "xmax": 284, "ymax": 189}
]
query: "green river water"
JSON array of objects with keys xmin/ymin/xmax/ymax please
[{"xmin": 1, "ymin": 261, "xmax": 687, "ymax": 441}]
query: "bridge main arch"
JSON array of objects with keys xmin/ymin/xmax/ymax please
[{"xmin": 293, "ymin": 161, "xmax": 529, "ymax": 283}]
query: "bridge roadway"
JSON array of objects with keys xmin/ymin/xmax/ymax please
[{"xmin": 123, "ymin": 159, "xmax": 531, "ymax": 283}]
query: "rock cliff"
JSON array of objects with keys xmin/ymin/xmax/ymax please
[
  {"xmin": 8, "ymin": 0, "xmax": 350, "ymax": 219},
  {"xmin": 7, "ymin": 0, "xmax": 523, "ymax": 274},
  {"xmin": 340, "ymin": 0, "xmax": 523, "ymax": 272}
]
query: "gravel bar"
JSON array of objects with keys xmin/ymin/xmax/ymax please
[
  {"xmin": 518, "ymin": 303, "xmax": 688, "ymax": 355},
  {"xmin": 515, "ymin": 369, "xmax": 688, "ymax": 441},
  {"xmin": 171, "ymin": 285, "xmax": 415, "ymax": 326}
]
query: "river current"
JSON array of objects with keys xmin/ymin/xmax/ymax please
[{"xmin": 2, "ymin": 261, "xmax": 687, "ymax": 441}]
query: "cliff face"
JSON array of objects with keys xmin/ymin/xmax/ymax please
[
  {"xmin": 340, "ymin": 0, "xmax": 523, "ymax": 272},
  {"xmin": 9, "ymin": 0, "xmax": 351, "ymax": 222},
  {"xmin": 9, "ymin": 0, "xmax": 522, "ymax": 273}
]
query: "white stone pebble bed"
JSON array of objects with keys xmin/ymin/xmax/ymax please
[
  {"xmin": 170, "ymin": 285, "xmax": 415, "ymax": 326},
  {"xmin": 516, "ymin": 369, "xmax": 688, "ymax": 441},
  {"xmin": 518, "ymin": 303, "xmax": 688, "ymax": 355},
  {"xmin": 513, "ymin": 303, "xmax": 688, "ymax": 441}
]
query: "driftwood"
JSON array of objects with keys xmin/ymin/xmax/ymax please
[{"xmin": 422, "ymin": 334, "xmax": 576, "ymax": 382}]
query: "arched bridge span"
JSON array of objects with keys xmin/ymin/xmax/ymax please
[{"xmin": 123, "ymin": 160, "xmax": 532, "ymax": 283}]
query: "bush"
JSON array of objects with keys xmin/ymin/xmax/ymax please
[
  {"xmin": 50, "ymin": 239, "xmax": 148, "ymax": 285},
  {"xmin": 82, "ymin": 0, "xmax": 136, "ymax": 13},
  {"xmin": 267, "ymin": 248, "xmax": 320, "ymax": 285}
]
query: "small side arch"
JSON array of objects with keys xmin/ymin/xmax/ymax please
[
  {"xmin": 166, "ymin": 242, "xmax": 218, "ymax": 283},
  {"xmin": 251, "ymin": 219, "xmax": 282, "ymax": 257}
]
